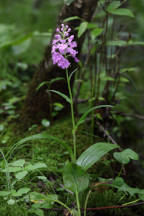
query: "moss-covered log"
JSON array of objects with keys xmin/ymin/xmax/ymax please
[{"xmin": 20, "ymin": 0, "xmax": 98, "ymax": 126}]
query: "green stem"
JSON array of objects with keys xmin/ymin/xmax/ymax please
[
  {"xmin": 118, "ymin": 165, "xmax": 123, "ymax": 177},
  {"xmin": 47, "ymin": 198, "xmax": 74, "ymax": 215},
  {"xmin": 84, "ymin": 190, "xmax": 91, "ymax": 216},
  {"xmin": 0, "ymin": 149, "xmax": 11, "ymax": 191},
  {"xmin": 76, "ymin": 189, "xmax": 81, "ymax": 216},
  {"xmin": 122, "ymin": 199, "xmax": 140, "ymax": 206},
  {"xmin": 66, "ymin": 69, "xmax": 76, "ymax": 161}
]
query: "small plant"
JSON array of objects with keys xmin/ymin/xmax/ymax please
[{"xmin": 7, "ymin": 22, "xmax": 142, "ymax": 216}]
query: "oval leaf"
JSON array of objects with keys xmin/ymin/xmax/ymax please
[
  {"xmin": 9, "ymin": 159, "xmax": 25, "ymax": 167},
  {"xmin": 63, "ymin": 162, "xmax": 89, "ymax": 193},
  {"xmin": 15, "ymin": 170, "xmax": 28, "ymax": 180},
  {"xmin": 91, "ymin": 28, "xmax": 103, "ymax": 38},
  {"xmin": 113, "ymin": 148, "xmax": 139, "ymax": 164},
  {"xmin": 77, "ymin": 143, "xmax": 119, "ymax": 170},
  {"xmin": 107, "ymin": 1, "xmax": 121, "ymax": 12},
  {"xmin": 110, "ymin": 8, "xmax": 134, "ymax": 18},
  {"xmin": 78, "ymin": 22, "xmax": 88, "ymax": 38},
  {"xmin": 12, "ymin": 187, "xmax": 30, "ymax": 197}
]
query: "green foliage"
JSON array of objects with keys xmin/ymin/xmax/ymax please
[
  {"xmin": 1, "ymin": 0, "xmax": 144, "ymax": 215},
  {"xmin": 107, "ymin": 1, "xmax": 134, "ymax": 17},
  {"xmin": 113, "ymin": 149, "xmax": 139, "ymax": 164},
  {"xmin": 78, "ymin": 22, "xmax": 88, "ymax": 38},
  {"xmin": 63, "ymin": 161, "xmax": 89, "ymax": 193},
  {"xmin": 76, "ymin": 142, "xmax": 118, "ymax": 170}
]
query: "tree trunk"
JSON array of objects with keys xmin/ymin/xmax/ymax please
[{"xmin": 20, "ymin": 0, "xmax": 98, "ymax": 127}]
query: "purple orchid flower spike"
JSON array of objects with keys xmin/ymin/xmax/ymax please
[{"xmin": 51, "ymin": 24, "xmax": 79, "ymax": 69}]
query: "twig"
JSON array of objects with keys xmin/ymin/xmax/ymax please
[
  {"xmin": 43, "ymin": 201, "xmax": 144, "ymax": 212},
  {"xmin": 120, "ymin": 112, "xmax": 144, "ymax": 121},
  {"xmin": 96, "ymin": 121, "xmax": 118, "ymax": 145}
]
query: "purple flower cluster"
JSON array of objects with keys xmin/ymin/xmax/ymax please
[{"xmin": 51, "ymin": 24, "xmax": 79, "ymax": 69}]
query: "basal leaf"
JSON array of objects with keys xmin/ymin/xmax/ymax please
[
  {"xmin": 77, "ymin": 143, "xmax": 118, "ymax": 170},
  {"xmin": 2, "ymin": 167, "xmax": 22, "ymax": 173},
  {"xmin": 9, "ymin": 159, "xmax": 25, "ymax": 167},
  {"xmin": 12, "ymin": 187, "xmax": 30, "ymax": 197},
  {"xmin": 15, "ymin": 170, "xmax": 28, "ymax": 180},
  {"xmin": 26, "ymin": 162, "xmax": 47, "ymax": 171},
  {"xmin": 63, "ymin": 161, "xmax": 89, "ymax": 193}
]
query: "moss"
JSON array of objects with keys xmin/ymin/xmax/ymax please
[{"xmin": 0, "ymin": 200, "xmax": 28, "ymax": 216}]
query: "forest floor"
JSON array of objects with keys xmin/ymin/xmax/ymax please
[{"xmin": 0, "ymin": 116, "xmax": 144, "ymax": 216}]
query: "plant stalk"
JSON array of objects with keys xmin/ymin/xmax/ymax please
[
  {"xmin": 76, "ymin": 189, "xmax": 81, "ymax": 216},
  {"xmin": 66, "ymin": 69, "xmax": 76, "ymax": 161}
]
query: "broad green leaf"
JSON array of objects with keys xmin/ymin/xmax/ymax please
[
  {"xmin": 26, "ymin": 162, "xmax": 47, "ymax": 171},
  {"xmin": 29, "ymin": 209, "xmax": 44, "ymax": 216},
  {"xmin": 15, "ymin": 171, "xmax": 28, "ymax": 180},
  {"xmin": 113, "ymin": 148, "xmax": 139, "ymax": 164},
  {"xmin": 75, "ymin": 105, "xmax": 112, "ymax": 130},
  {"xmin": 77, "ymin": 143, "xmax": 119, "ymax": 170},
  {"xmin": 49, "ymin": 90, "xmax": 71, "ymax": 103},
  {"xmin": 63, "ymin": 162, "xmax": 89, "ymax": 193},
  {"xmin": 2, "ymin": 167, "xmax": 22, "ymax": 173},
  {"xmin": 0, "ymin": 191, "xmax": 11, "ymax": 196},
  {"xmin": 12, "ymin": 187, "xmax": 30, "ymax": 197},
  {"xmin": 110, "ymin": 8, "xmax": 134, "ymax": 18},
  {"xmin": 64, "ymin": 0, "xmax": 75, "ymax": 6},
  {"xmin": 64, "ymin": 16, "xmax": 81, "ymax": 22},
  {"xmin": 30, "ymin": 192, "xmax": 46, "ymax": 201},
  {"xmin": 78, "ymin": 22, "xmax": 88, "ymax": 38},
  {"xmin": 9, "ymin": 159, "xmax": 25, "ymax": 167},
  {"xmin": 107, "ymin": 1, "xmax": 121, "ymax": 12},
  {"xmin": 30, "ymin": 192, "xmax": 58, "ymax": 203},
  {"xmin": 91, "ymin": 28, "xmax": 103, "ymax": 38},
  {"xmin": 7, "ymin": 132, "xmax": 73, "ymax": 161}
]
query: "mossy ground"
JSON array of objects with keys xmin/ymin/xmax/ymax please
[{"xmin": 0, "ymin": 117, "xmax": 144, "ymax": 216}]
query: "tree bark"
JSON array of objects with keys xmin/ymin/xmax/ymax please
[{"xmin": 20, "ymin": 0, "xmax": 98, "ymax": 127}]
